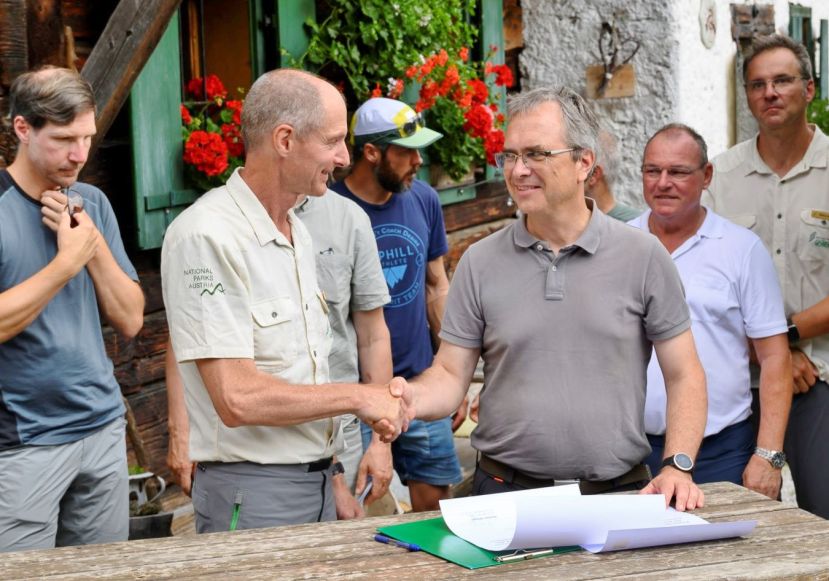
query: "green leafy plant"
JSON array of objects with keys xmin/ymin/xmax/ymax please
[
  {"xmin": 808, "ymin": 98, "xmax": 829, "ymax": 135},
  {"xmin": 293, "ymin": 0, "xmax": 477, "ymax": 103}
]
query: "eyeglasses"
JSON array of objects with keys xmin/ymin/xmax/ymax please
[
  {"xmin": 744, "ymin": 75, "xmax": 807, "ymax": 96},
  {"xmin": 641, "ymin": 165, "xmax": 704, "ymax": 182},
  {"xmin": 494, "ymin": 148, "xmax": 577, "ymax": 170}
]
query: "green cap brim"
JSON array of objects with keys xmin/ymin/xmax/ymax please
[{"xmin": 356, "ymin": 127, "xmax": 443, "ymax": 149}]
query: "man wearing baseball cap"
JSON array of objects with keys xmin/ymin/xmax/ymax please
[{"xmin": 330, "ymin": 98, "xmax": 462, "ymax": 511}]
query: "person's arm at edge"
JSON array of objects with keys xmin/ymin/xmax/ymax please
[
  {"xmin": 743, "ymin": 334, "xmax": 792, "ymax": 499},
  {"xmin": 165, "ymin": 340, "xmax": 195, "ymax": 495},
  {"xmin": 351, "ymin": 307, "xmax": 394, "ymax": 504},
  {"xmin": 641, "ymin": 328, "xmax": 707, "ymax": 511}
]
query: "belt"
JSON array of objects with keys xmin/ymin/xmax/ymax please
[
  {"xmin": 478, "ymin": 454, "xmax": 651, "ymax": 495},
  {"xmin": 199, "ymin": 458, "xmax": 333, "ymax": 472}
]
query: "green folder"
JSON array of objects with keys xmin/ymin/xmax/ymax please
[{"xmin": 377, "ymin": 517, "xmax": 581, "ymax": 569}]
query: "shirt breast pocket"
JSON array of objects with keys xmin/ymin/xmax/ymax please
[
  {"xmin": 686, "ymin": 275, "xmax": 735, "ymax": 324},
  {"xmin": 316, "ymin": 253, "xmax": 352, "ymax": 305},
  {"xmin": 796, "ymin": 209, "xmax": 829, "ymax": 265},
  {"xmin": 251, "ymin": 297, "xmax": 299, "ymax": 368}
]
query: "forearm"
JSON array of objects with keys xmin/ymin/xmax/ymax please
[
  {"xmin": 195, "ymin": 358, "xmax": 388, "ymax": 428},
  {"xmin": 166, "ymin": 343, "xmax": 191, "ymax": 447},
  {"xmin": 409, "ymin": 342, "xmax": 478, "ymax": 420},
  {"xmin": 791, "ymin": 295, "xmax": 829, "ymax": 341},
  {"xmin": 657, "ymin": 331, "xmax": 706, "ymax": 459},
  {"xmin": 353, "ymin": 309, "xmax": 393, "ymax": 384},
  {"xmin": 86, "ymin": 236, "xmax": 144, "ymax": 339},
  {"xmin": 754, "ymin": 336, "xmax": 792, "ymax": 450},
  {"xmin": 0, "ymin": 259, "xmax": 75, "ymax": 343}
]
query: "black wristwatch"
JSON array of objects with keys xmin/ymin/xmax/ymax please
[
  {"xmin": 661, "ymin": 453, "xmax": 694, "ymax": 474},
  {"xmin": 787, "ymin": 317, "xmax": 800, "ymax": 345},
  {"xmin": 331, "ymin": 461, "xmax": 345, "ymax": 476}
]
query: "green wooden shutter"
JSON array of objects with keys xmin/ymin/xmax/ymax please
[
  {"xmin": 129, "ymin": 12, "xmax": 198, "ymax": 250},
  {"xmin": 481, "ymin": 0, "xmax": 506, "ymax": 183}
]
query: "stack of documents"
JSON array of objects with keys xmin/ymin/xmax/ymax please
[{"xmin": 438, "ymin": 484, "xmax": 756, "ymax": 553}]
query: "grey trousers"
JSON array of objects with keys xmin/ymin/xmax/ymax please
[
  {"xmin": 0, "ymin": 418, "xmax": 129, "ymax": 552},
  {"xmin": 192, "ymin": 460, "xmax": 337, "ymax": 533},
  {"xmin": 752, "ymin": 381, "xmax": 829, "ymax": 519}
]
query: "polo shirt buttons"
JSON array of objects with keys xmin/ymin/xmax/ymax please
[
  {"xmin": 776, "ymin": 249, "xmax": 782, "ymax": 254},
  {"xmin": 551, "ymin": 265, "xmax": 557, "ymax": 271},
  {"xmin": 777, "ymin": 213, "xmax": 783, "ymax": 219},
  {"xmin": 536, "ymin": 244, "xmax": 543, "ymax": 251},
  {"xmin": 271, "ymin": 311, "xmax": 278, "ymax": 318}
]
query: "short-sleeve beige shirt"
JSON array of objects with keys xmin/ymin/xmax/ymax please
[
  {"xmin": 161, "ymin": 169, "xmax": 339, "ymax": 464},
  {"xmin": 705, "ymin": 127, "xmax": 829, "ymax": 382}
]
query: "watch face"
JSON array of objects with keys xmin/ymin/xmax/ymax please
[
  {"xmin": 674, "ymin": 453, "xmax": 694, "ymax": 471},
  {"xmin": 771, "ymin": 453, "xmax": 786, "ymax": 469}
]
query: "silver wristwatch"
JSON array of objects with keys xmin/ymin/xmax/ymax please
[{"xmin": 754, "ymin": 447, "xmax": 786, "ymax": 469}]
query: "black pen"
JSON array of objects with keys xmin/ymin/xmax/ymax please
[{"xmin": 373, "ymin": 534, "xmax": 421, "ymax": 551}]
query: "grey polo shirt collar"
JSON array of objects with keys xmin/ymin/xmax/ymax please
[
  {"xmin": 225, "ymin": 169, "xmax": 305, "ymax": 249},
  {"xmin": 513, "ymin": 198, "xmax": 604, "ymax": 300},
  {"xmin": 512, "ymin": 197, "xmax": 603, "ymax": 256},
  {"xmin": 744, "ymin": 124, "xmax": 829, "ymax": 179}
]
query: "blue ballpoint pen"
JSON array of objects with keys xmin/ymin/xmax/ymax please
[{"xmin": 374, "ymin": 534, "xmax": 421, "ymax": 552}]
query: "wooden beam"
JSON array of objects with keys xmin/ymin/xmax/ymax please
[
  {"xmin": 80, "ymin": 0, "xmax": 182, "ymax": 151},
  {"xmin": 26, "ymin": 0, "xmax": 64, "ymax": 68},
  {"xmin": 0, "ymin": 0, "xmax": 28, "ymax": 89}
]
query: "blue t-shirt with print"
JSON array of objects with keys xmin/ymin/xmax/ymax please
[
  {"xmin": 0, "ymin": 171, "xmax": 138, "ymax": 450},
  {"xmin": 331, "ymin": 179, "xmax": 448, "ymax": 379}
]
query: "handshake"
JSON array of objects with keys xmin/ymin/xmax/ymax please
[{"xmin": 357, "ymin": 377, "xmax": 416, "ymax": 443}]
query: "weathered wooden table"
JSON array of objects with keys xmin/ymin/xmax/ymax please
[{"xmin": 4, "ymin": 482, "xmax": 828, "ymax": 580}]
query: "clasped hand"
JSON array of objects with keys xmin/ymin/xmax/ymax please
[{"xmin": 360, "ymin": 377, "xmax": 415, "ymax": 443}]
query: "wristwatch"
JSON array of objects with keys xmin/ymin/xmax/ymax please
[
  {"xmin": 754, "ymin": 447, "xmax": 786, "ymax": 469},
  {"xmin": 661, "ymin": 453, "xmax": 694, "ymax": 473},
  {"xmin": 331, "ymin": 461, "xmax": 345, "ymax": 476},
  {"xmin": 787, "ymin": 317, "xmax": 800, "ymax": 345}
]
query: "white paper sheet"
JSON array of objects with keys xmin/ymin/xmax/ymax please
[{"xmin": 440, "ymin": 486, "xmax": 756, "ymax": 553}]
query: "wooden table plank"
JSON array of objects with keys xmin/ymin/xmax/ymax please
[{"xmin": 2, "ymin": 483, "xmax": 826, "ymax": 581}]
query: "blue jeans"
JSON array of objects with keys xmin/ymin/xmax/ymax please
[
  {"xmin": 646, "ymin": 418, "xmax": 753, "ymax": 484},
  {"xmin": 361, "ymin": 417, "xmax": 462, "ymax": 486}
]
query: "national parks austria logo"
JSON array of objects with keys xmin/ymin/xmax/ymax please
[{"xmin": 375, "ymin": 224, "xmax": 425, "ymax": 308}]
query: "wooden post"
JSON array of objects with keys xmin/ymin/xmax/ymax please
[
  {"xmin": 0, "ymin": 0, "xmax": 28, "ymax": 90},
  {"xmin": 80, "ymin": 0, "xmax": 183, "ymax": 155}
]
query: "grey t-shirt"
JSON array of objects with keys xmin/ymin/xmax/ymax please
[
  {"xmin": 441, "ymin": 202, "xmax": 690, "ymax": 480},
  {"xmin": 295, "ymin": 192, "xmax": 390, "ymax": 384},
  {"xmin": 0, "ymin": 172, "xmax": 138, "ymax": 450}
]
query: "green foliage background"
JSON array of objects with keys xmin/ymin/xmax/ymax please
[
  {"xmin": 295, "ymin": 0, "xmax": 478, "ymax": 101},
  {"xmin": 808, "ymin": 99, "xmax": 829, "ymax": 134}
]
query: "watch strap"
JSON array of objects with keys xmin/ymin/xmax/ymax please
[
  {"xmin": 331, "ymin": 461, "xmax": 345, "ymax": 476},
  {"xmin": 787, "ymin": 317, "xmax": 800, "ymax": 345}
]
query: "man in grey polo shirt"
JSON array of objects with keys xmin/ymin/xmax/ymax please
[{"xmin": 401, "ymin": 86, "xmax": 708, "ymax": 511}]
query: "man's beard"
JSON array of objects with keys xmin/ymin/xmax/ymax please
[{"xmin": 374, "ymin": 153, "xmax": 409, "ymax": 194}]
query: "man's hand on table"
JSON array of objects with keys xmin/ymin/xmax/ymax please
[{"xmin": 640, "ymin": 467, "xmax": 705, "ymax": 511}]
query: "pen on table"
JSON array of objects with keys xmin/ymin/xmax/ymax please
[
  {"xmin": 373, "ymin": 534, "xmax": 421, "ymax": 552},
  {"xmin": 495, "ymin": 548, "xmax": 556, "ymax": 563}
]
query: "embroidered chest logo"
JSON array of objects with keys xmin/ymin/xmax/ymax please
[
  {"xmin": 808, "ymin": 231, "xmax": 829, "ymax": 249},
  {"xmin": 374, "ymin": 223, "xmax": 426, "ymax": 308},
  {"xmin": 183, "ymin": 267, "xmax": 224, "ymax": 295}
]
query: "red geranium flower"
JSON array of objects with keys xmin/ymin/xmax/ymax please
[
  {"xmin": 180, "ymin": 104, "xmax": 192, "ymax": 125},
  {"xmin": 221, "ymin": 123, "xmax": 245, "ymax": 158},
  {"xmin": 205, "ymin": 74, "xmax": 227, "ymax": 100},
  {"xmin": 186, "ymin": 78, "xmax": 204, "ymax": 99},
  {"xmin": 183, "ymin": 130, "xmax": 229, "ymax": 177}
]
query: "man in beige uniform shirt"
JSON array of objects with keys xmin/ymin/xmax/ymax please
[
  {"xmin": 161, "ymin": 69, "xmax": 406, "ymax": 532},
  {"xmin": 704, "ymin": 34, "xmax": 829, "ymax": 519}
]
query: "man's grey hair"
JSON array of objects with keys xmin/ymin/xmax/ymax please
[
  {"xmin": 241, "ymin": 69, "xmax": 338, "ymax": 150},
  {"xmin": 643, "ymin": 123, "xmax": 709, "ymax": 167},
  {"xmin": 594, "ymin": 130, "xmax": 620, "ymax": 188},
  {"xmin": 743, "ymin": 34, "xmax": 813, "ymax": 81},
  {"xmin": 9, "ymin": 66, "xmax": 95, "ymax": 129},
  {"xmin": 507, "ymin": 86, "xmax": 599, "ymax": 162}
]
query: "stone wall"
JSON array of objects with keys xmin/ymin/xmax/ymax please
[{"xmin": 520, "ymin": 0, "xmax": 829, "ymax": 208}]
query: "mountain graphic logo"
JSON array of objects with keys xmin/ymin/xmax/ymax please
[
  {"xmin": 383, "ymin": 265, "xmax": 408, "ymax": 288},
  {"xmin": 200, "ymin": 283, "xmax": 225, "ymax": 296}
]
